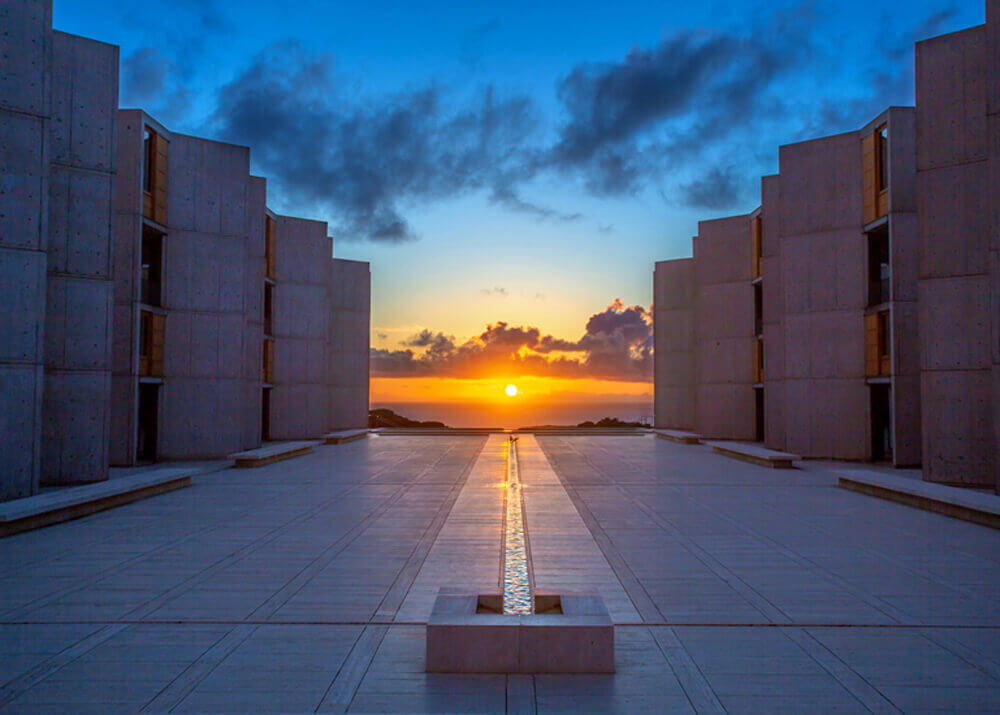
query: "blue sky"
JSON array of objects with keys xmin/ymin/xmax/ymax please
[{"xmin": 55, "ymin": 0, "xmax": 983, "ymax": 351}]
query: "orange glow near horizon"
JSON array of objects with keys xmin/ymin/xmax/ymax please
[{"xmin": 371, "ymin": 375, "xmax": 651, "ymax": 404}]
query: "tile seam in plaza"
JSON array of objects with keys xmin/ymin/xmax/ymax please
[
  {"xmin": 315, "ymin": 624, "xmax": 389, "ymax": 712},
  {"xmin": 0, "ymin": 445, "xmax": 419, "ymax": 621},
  {"xmin": 530, "ymin": 446, "xmax": 662, "ymax": 623},
  {"xmin": 141, "ymin": 623, "xmax": 259, "ymax": 712},
  {"xmin": 649, "ymin": 626, "xmax": 726, "ymax": 713},
  {"xmin": 372, "ymin": 439, "xmax": 486, "ymax": 621},
  {"xmin": 916, "ymin": 628, "xmax": 1000, "ymax": 683},
  {"xmin": 0, "ymin": 623, "xmax": 127, "ymax": 708},
  {"xmin": 245, "ymin": 441, "xmax": 482, "ymax": 623},
  {"xmin": 540, "ymin": 437, "xmax": 790, "ymax": 624},
  {"xmin": 645, "ymin": 467, "xmax": 909, "ymax": 625},
  {"xmin": 783, "ymin": 627, "xmax": 901, "ymax": 713}
]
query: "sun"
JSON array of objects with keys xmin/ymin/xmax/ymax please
[{"xmin": 505, "ymin": 384, "xmax": 518, "ymax": 397}]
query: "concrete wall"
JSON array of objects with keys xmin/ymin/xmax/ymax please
[
  {"xmin": 884, "ymin": 108, "xmax": 923, "ymax": 466},
  {"xmin": 270, "ymin": 216, "xmax": 331, "ymax": 439},
  {"xmin": 777, "ymin": 132, "xmax": 868, "ymax": 460},
  {"xmin": 760, "ymin": 175, "xmax": 786, "ymax": 450},
  {"xmin": 41, "ymin": 32, "xmax": 117, "ymax": 485},
  {"xmin": 0, "ymin": 0, "xmax": 51, "ymax": 498},
  {"xmin": 157, "ymin": 133, "xmax": 257, "ymax": 458},
  {"xmin": 916, "ymin": 25, "xmax": 994, "ymax": 485},
  {"xmin": 990, "ymin": 0, "xmax": 1000, "ymax": 492},
  {"xmin": 693, "ymin": 216, "xmax": 755, "ymax": 439},
  {"xmin": 327, "ymin": 258, "xmax": 370, "ymax": 429},
  {"xmin": 653, "ymin": 258, "xmax": 696, "ymax": 429}
]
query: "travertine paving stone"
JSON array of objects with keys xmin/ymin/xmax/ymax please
[{"xmin": 0, "ymin": 435, "xmax": 998, "ymax": 712}]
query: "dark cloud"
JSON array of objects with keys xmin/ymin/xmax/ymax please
[
  {"xmin": 460, "ymin": 18, "xmax": 501, "ymax": 67},
  {"xmin": 372, "ymin": 299, "xmax": 652, "ymax": 381},
  {"xmin": 546, "ymin": 5, "xmax": 817, "ymax": 196},
  {"xmin": 212, "ymin": 42, "xmax": 539, "ymax": 242},
  {"xmin": 120, "ymin": 48, "xmax": 192, "ymax": 122},
  {"xmin": 679, "ymin": 166, "xmax": 747, "ymax": 210},
  {"xmin": 480, "ymin": 286, "xmax": 508, "ymax": 297},
  {"xmin": 807, "ymin": 6, "xmax": 961, "ymax": 136}
]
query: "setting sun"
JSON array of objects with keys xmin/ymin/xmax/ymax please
[{"xmin": 505, "ymin": 384, "xmax": 518, "ymax": 397}]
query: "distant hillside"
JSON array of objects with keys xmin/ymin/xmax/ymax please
[
  {"xmin": 519, "ymin": 417, "xmax": 647, "ymax": 430},
  {"xmin": 369, "ymin": 408, "xmax": 448, "ymax": 429}
]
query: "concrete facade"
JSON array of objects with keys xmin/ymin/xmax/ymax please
[
  {"xmin": 269, "ymin": 216, "xmax": 332, "ymax": 440},
  {"xmin": 328, "ymin": 258, "xmax": 371, "ymax": 430},
  {"xmin": 0, "ymin": 1, "xmax": 118, "ymax": 498},
  {"xmin": 653, "ymin": 259, "xmax": 695, "ymax": 429},
  {"xmin": 655, "ymin": 112, "xmax": 922, "ymax": 464},
  {"xmin": 1, "ymin": 1, "xmax": 371, "ymax": 499},
  {"xmin": 915, "ymin": 18, "xmax": 999, "ymax": 488}
]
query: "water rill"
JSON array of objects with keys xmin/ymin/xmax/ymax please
[{"xmin": 502, "ymin": 437, "xmax": 533, "ymax": 615}]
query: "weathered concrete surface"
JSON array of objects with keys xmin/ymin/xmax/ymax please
[
  {"xmin": 41, "ymin": 31, "xmax": 117, "ymax": 486},
  {"xmin": 916, "ymin": 24, "xmax": 995, "ymax": 487},
  {"xmin": 0, "ymin": 0, "xmax": 52, "ymax": 499},
  {"xmin": 328, "ymin": 257, "xmax": 370, "ymax": 430},
  {"xmin": 775, "ymin": 131, "xmax": 868, "ymax": 460},
  {"xmin": 270, "ymin": 216, "xmax": 331, "ymax": 439},
  {"xmin": 760, "ymin": 174, "xmax": 786, "ymax": 450},
  {"xmin": 653, "ymin": 258, "xmax": 695, "ymax": 430},
  {"xmin": 694, "ymin": 215, "xmax": 755, "ymax": 440}
]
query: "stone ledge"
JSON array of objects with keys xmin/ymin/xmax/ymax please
[
  {"xmin": 837, "ymin": 469, "xmax": 1000, "ymax": 529},
  {"xmin": 654, "ymin": 429, "xmax": 702, "ymax": 444},
  {"xmin": 704, "ymin": 441, "xmax": 800, "ymax": 468},
  {"xmin": 0, "ymin": 469, "xmax": 194, "ymax": 537},
  {"xmin": 323, "ymin": 429, "xmax": 369, "ymax": 444},
  {"xmin": 426, "ymin": 589, "xmax": 614, "ymax": 674},
  {"xmin": 229, "ymin": 441, "xmax": 322, "ymax": 468}
]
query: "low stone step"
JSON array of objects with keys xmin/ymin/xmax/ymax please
[
  {"xmin": 704, "ymin": 441, "xmax": 799, "ymax": 468},
  {"xmin": 323, "ymin": 429, "xmax": 369, "ymax": 444},
  {"xmin": 837, "ymin": 469, "xmax": 1000, "ymax": 529},
  {"xmin": 229, "ymin": 441, "xmax": 321, "ymax": 468},
  {"xmin": 0, "ymin": 468, "xmax": 195, "ymax": 537},
  {"xmin": 654, "ymin": 429, "xmax": 702, "ymax": 444}
]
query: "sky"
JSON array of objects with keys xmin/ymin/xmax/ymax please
[{"xmin": 55, "ymin": 0, "xmax": 984, "ymax": 425}]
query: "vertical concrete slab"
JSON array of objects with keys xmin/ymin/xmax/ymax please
[
  {"xmin": 991, "ymin": 0, "xmax": 1000, "ymax": 491},
  {"xmin": 108, "ymin": 110, "xmax": 148, "ymax": 466},
  {"xmin": 155, "ymin": 133, "xmax": 255, "ymax": 459},
  {"xmin": 41, "ymin": 32, "xmax": 117, "ymax": 485},
  {"xmin": 328, "ymin": 257, "xmax": 370, "ymax": 430},
  {"xmin": 653, "ymin": 258, "xmax": 695, "ymax": 429},
  {"xmin": 270, "ymin": 216, "xmax": 331, "ymax": 439},
  {"xmin": 760, "ymin": 174, "xmax": 786, "ymax": 451},
  {"xmin": 916, "ymin": 25, "xmax": 995, "ymax": 486},
  {"xmin": 776, "ymin": 131, "xmax": 869, "ymax": 460},
  {"xmin": 693, "ymin": 216, "xmax": 755, "ymax": 440},
  {"xmin": 0, "ymin": 0, "xmax": 51, "ymax": 498}
]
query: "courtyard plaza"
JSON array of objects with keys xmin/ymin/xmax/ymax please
[{"xmin": 0, "ymin": 434, "xmax": 998, "ymax": 713}]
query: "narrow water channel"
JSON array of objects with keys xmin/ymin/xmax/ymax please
[{"xmin": 502, "ymin": 436, "xmax": 533, "ymax": 614}]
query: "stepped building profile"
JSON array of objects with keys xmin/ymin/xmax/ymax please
[
  {"xmin": 0, "ymin": 0, "xmax": 370, "ymax": 500},
  {"xmin": 655, "ymin": 2, "xmax": 1000, "ymax": 491}
]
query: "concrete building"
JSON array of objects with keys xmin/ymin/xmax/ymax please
[
  {"xmin": 655, "ymin": 109, "xmax": 922, "ymax": 465},
  {"xmin": 1, "ymin": 0, "xmax": 370, "ymax": 499},
  {"xmin": 914, "ymin": 8, "xmax": 1000, "ymax": 489},
  {"xmin": 111, "ymin": 111, "xmax": 371, "ymax": 464},
  {"xmin": 1, "ymin": 1, "xmax": 118, "ymax": 499}
]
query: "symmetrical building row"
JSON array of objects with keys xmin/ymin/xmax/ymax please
[
  {"xmin": 1, "ymin": 1, "xmax": 370, "ymax": 501},
  {"xmin": 655, "ymin": 2, "xmax": 1000, "ymax": 492}
]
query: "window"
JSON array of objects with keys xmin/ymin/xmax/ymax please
[
  {"xmin": 877, "ymin": 125, "xmax": 888, "ymax": 192},
  {"xmin": 138, "ymin": 310, "xmax": 164, "ymax": 377},
  {"xmin": 141, "ymin": 228, "xmax": 163, "ymax": 306},
  {"xmin": 867, "ymin": 226, "xmax": 889, "ymax": 306},
  {"xmin": 751, "ymin": 215, "xmax": 762, "ymax": 279},
  {"xmin": 265, "ymin": 216, "xmax": 276, "ymax": 279},
  {"xmin": 264, "ymin": 283, "xmax": 274, "ymax": 336},
  {"xmin": 143, "ymin": 128, "xmax": 153, "ymax": 193},
  {"xmin": 753, "ymin": 283, "xmax": 763, "ymax": 337},
  {"xmin": 865, "ymin": 310, "xmax": 891, "ymax": 377}
]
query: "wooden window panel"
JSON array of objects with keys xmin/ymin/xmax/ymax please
[
  {"xmin": 263, "ymin": 338, "xmax": 274, "ymax": 384},
  {"xmin": 265, "ymin": 216, "xmax": 276, "ymax": 279},
  {"xmin": 864, "ymin": 313, "xmax": 879, "ymax": 377},
  {"xmin": 862, "ymin": 132, "xmax": 877, "ymax": 224},
  {"xmin": 150, "ymin": 313, "xmax": 165, "ymax": 377},
  {"xmin": 751, "ymin": 216, "xmax": 762, "ymax": 279}
]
